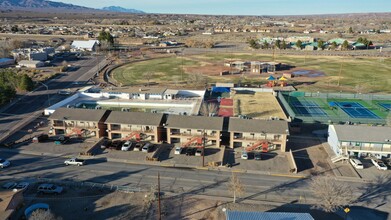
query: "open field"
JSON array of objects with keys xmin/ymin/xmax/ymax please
[
  {"xmin": 112, "ymin": 53, "xmax": 391, "ymax": 93},
  {"xmin": 233, "ymin": 92, "xmax": 287, "ymax": 119}
]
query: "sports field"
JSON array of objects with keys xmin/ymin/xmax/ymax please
[
  {"xmin": 111, "ymin": 53, "xmax": 391, "ymax": 93},
  {"xmin": 279, "ymin": 92, "xmax": 391, "ymax": 123}
]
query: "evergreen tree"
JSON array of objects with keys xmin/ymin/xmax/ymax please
[
  {"xmin": 19, "ymin": 74, "xmax": 34, "ymax": 91},
  {"xmin": 342, "ymin": 40, "xmax": 349, "ymax": 50},
  {"xmin": 98, "ymin": 31, "xmax": 114, "ymax": 44},
  {"xmin": 295, "ymin": 40, "xmax": 302, "ymax": 49}
]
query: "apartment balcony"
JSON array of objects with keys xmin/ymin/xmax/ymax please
[
  {"xmin": 346, "ymin": 145, "xmax": 391, "ymax": 153},
  {"xmin": 170, "ymin": 132, "xmax": 218, "ymax": 139},
  {"xmin": 52, "ymin": 123, "xmax": 65, "ymax": 127},
  {"xmin": 233, "ymin": 136, "xmax": 282, "ymax": 142}
]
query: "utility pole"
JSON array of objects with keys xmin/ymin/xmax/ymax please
[
  {"xmin": 202, "ymin": 130, "xmax": 206, "ymax": 167},
  {"xmin": 157, "ymin": 172, "xmax": 162, "ymax": 220},
  {"xmin": 37, "ymin": 82, "xmax": 50, "ymax": 106}
]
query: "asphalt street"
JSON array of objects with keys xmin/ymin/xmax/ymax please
[
  {"xmin": 0, "ymin": 55, "xmax": 108, "ymax": 143},
  {"xmin": 0, "ymin": 151, "xmax": 369, "ymax": 205}
]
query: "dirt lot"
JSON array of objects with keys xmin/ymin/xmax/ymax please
[{"xmin": 232, "ymin": 92, "xmax": 287, "ymax": 119}]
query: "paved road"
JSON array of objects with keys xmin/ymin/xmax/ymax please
[
  {"xmin": 0, "ymin": 55, "xmax": 108, "ymax": 143},
  {"xmin": 0, "ymin": 151, "xmax": 372, "ymax": 205}
]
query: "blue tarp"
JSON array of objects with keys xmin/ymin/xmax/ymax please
[
  {"xmin": 212, "ymin": 87, "xmax": 230, "ymax": 93},
  {"xmin": 267, "ymin": 75, "xmax": 276, "ymax": 80}
]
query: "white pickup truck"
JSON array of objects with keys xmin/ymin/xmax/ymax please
[{"xmin": 64, "ymin": 158, "xmax": 85, "ymax": 166}]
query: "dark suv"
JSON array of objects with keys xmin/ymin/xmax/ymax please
[{"xmin": 186, "ymin": 147, "xmax": 196, "ymax": 156}]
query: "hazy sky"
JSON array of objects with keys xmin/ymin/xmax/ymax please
[{"xmin": 53, "ymin": 0, "xmax": 391, "ymax": 15}]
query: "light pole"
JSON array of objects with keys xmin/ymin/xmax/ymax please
[{"xmin": 38, "ymin": 81, "xmax": 50, "ymax": 106}]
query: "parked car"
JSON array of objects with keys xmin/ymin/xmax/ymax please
[
  {"xmin": 0, "ymin": 158, "xmax": 10, "ymax": 168},
  {"xmin": 134, "ymin": 142, "xmax": 144, "ymax": 151},
  {"xmin": 100, "ymin": 139, "xmax": 112, "ymax": 149},
  {"xmin": 186, "ymin": 148, "xmax": 196, "ymax": 156},
  {"xmin": 2, "ymin": 182, "xmax": 17, "ymax": 189},
  {"xmin": 37, "ymin": 183, "xmax": 63, "ymax": 194},
  {"xmin": 241, "ymin": 151, "xmax": 248, "ymax": 160},
  {"xmin": 15, "ymin": 182, "xmax": 30, "ymax": 190},
  {"xmin": 32, "ymin": 134, "xmax": 49, "ymax": 143},
  {"xmin": 371, "ymin": 158, "xmax": 388, "ymax": 171},
  {"xmin": 121, "ymin": 141, "xmax": 133, "ymax": 151},
  {"xmin": 349, "ymin": 158, "xmax": 364, "ymax": 169},
  {"xmin": 254, "ymin": 152, "xmax": 262, "ymax": 160},
  {"xmin": 142, "ymin": 143, "xmax": 152, "ymax": 153},
  {"xmin": 110, "ymin": 140, "xmax": 122, "ymax": 150},
  {"xmin": 64, "ymin": 158, "xmax": 85, "ymax": 166},
  {"xmin": 195, "ymin": 148, "xmax": 203, "ymax": 156},
  {"xmin": 24, "ymin": 203, "xmax": 49, "ymax": 219},
  {"xmin": 175, "ymin": 147, "xmax": 183, "ymax": 155},
  {"xmin": 385, "ymin": 159, "xmax": 391, "ymax": 168}
]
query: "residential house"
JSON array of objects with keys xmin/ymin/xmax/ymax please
[
  {"xmin": 328, "ymin": 125, "xmax": 391, "ymax": 158},
  {"xmin": 0, "ymin": 189, "xmax": 24, "ymax": 220},
  {"xmin": 228, "ymin": 118, "xmax": 289, "ymax": 152},
  {"xmin": 105, "ymin": 111, "xmax": 165, "ymax": 142},
  {"xmin": 225, "ymin": 211, "xmax": 314, "ymax": 220},
  {"xmin": 71, "ymin": 40, "xmax": 99, "ymax": 52},
  {"xmin": 165, "ymin": 115, "xmax": 224, "ymax": 148},
  {"xmin": 18, "ymin": 60, "xmax": 44, "ymax": 68},
  {"xmin": 49, "ymin": 108, "xmax": 110, "ymax": 138}
]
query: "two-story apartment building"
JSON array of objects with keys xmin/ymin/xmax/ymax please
[
  {"xmin": 228, "ymin": 118, "xmax": 289, "ymax": 152},
  {"xmin": 105, "ymin": 111, "xmax": 165, "ymax": 142},
  {"xmin": 49, "ymin": 108, "xmax": 110, "ymax": 138},
  {"xmin": 165, "ymin": 115, "xmax": 224, "ymax": 148},
  {"xmin": 328, "ymin": 125, "xmax": 391, "ymax": 158}
]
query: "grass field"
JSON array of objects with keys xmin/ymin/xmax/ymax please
[
  {"xmin": 112, "ymin": 53, "xmax": 391, "ymax": 93},
  {"xmin": 233, "ymin": 92, "xmax": 287, "ymax": 119},
  {"xmin": 112, "ymin": 57, "xmax": 199, "ymax": 86}
]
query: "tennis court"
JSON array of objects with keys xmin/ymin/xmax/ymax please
[
  {"xmin": 331, "ymin": 101, "xmax": 380, "ymax": 119},
  {"xmin": 378, "ymin": 103, "xmax": 391, "ymax": 110},
  {"xmin": 291, "ymin": 100, "xmax": 327, "ymax": 116}
]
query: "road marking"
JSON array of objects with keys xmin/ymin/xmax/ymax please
[
  {"xmin": 270, "ymin": 173, "xmax": 306, "ymax": 178},
  {"xmin": 232, "ymin": 169, "xmax": 246, "ymax": 173}
]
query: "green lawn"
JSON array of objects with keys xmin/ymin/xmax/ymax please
[
  {"xmin": 112, "ymin": 57, "xmax": 199, "ymax": 86},
  {"xmin": 112, "ymin": 53, "xmax": 391, "ymax": 93}
]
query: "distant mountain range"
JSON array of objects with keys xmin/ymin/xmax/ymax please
[
  {"xmin": 0, "ymin": 0, "xmax": 89, "ymax": 9},
  {"xmin": 0, "ymin": 0, "xmax": 145, "ymax": 13},
  {"xmin": 102, "ymin": 6, "xmax": 145, "ymax": 14}
]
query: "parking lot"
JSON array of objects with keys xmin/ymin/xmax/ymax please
[
  {"xmin": 350, "ymin": 158, "xmax": 391, "ymax": 180},
  {"xmin": 224, "ymin": 148, "xmax": 289, "ymax": 173},
  {"xmin": 158, "ymin": 144, "xmax": 224, "ymax": 167}
]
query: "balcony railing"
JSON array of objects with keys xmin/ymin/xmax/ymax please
[
  {"xmin": 346, "ymin": 145, "xmax": 391, "ymax": 153},
  {"xmin": 233, "ymin": 136, "xmax": 282, "ymax": 142}
]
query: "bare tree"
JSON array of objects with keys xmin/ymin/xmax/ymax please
[
  {"xmin": 227, "ymin": 172, "xmax": 245, "ymax": 203},
  {"xmin": 208, "ymin": 102, "xmax": 218, "ymax": 116},
  {"xmin": 200, "ymin": 102, "xmax": 209, "ymax": 116},
  {"xmin": 310, "ymin": 176, "xmax": 354, "ymax": 212},
  {"xmin": 29, "ymin": 209, "xmax": 62, "ymax": 220},
  {"xmin": 200, "ymin": 102, "xmax": 218, "ymax": 116},
  {"xmin": 143, "ymin": 72, "xmax": 154, "ymax": 87}
]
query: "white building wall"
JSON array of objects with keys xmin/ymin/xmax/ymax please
[{"xmin": 327, "ymin": 125, "xmax": 341, "ymax": 155}]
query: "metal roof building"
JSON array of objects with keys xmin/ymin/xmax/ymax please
[{"xmin": 225, "ymin": 211, "xmax": 314, "ymax": 220}]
